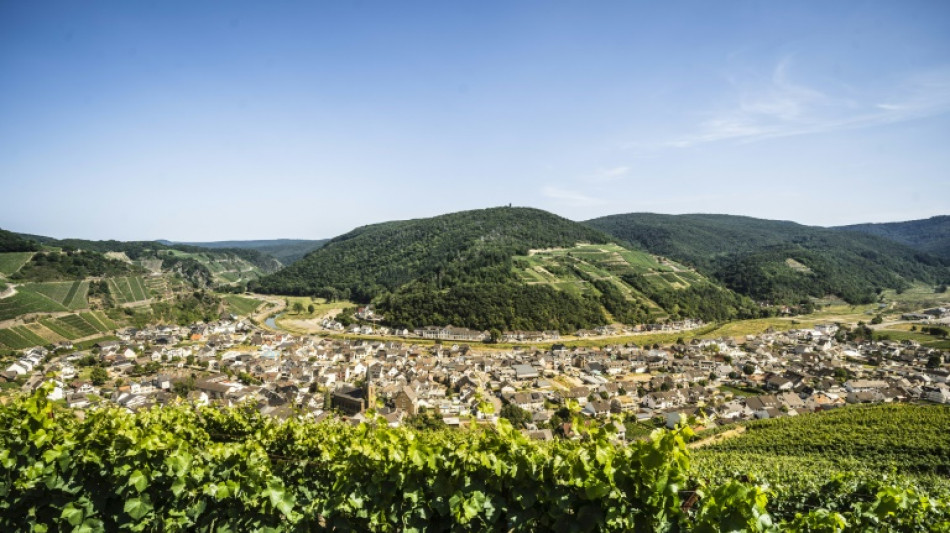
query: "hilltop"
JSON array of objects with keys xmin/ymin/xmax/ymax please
[
  {"xmin": 586, "ymin": 213, "xmax": 950, "ymax": 305},
  {"xmin": 253, "ymin": 207, "xmax": 760, "ymax": 331},
  {"xmin": 0, "ymin": 228, "xmax": 39, "ymax": 253},
  {"xmin": 836, "ymin": 215, "xmax": 950, "ymax": 260}
]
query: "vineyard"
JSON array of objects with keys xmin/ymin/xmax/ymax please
[
  {"xmin": 0, "ymin": 325, "xmax": 49, "ymax": 350},
  {"xmin": 21, "ymin": 280, "xmax": 89, "ymax": 310},
  {"xmin": 0, "ymin": 252, "xmax": 33, "ymax": 276},
  {"xmin": 0, "ymin": 312, "xmax": 116, "ymax": 349},
  {"xmin": 224, "ymin": 294, "xmax": 263, "ymax": 316},
  {"xmin": 0, "ymin": 288, "xmax": 69, "ymax": 320},
  {"xmin": 107, "ymin": 276, "xmax": 151, "ymax": 305},
  {"xmin": 693, "ymin": 403, "xmax": 950, "ymax": 521},
  {"xmin": 1, "ymin": 388, "xmax": 947, "ymax": 532}
]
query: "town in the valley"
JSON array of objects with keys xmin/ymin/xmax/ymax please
[{"xmin": 4, "ymin": 305, "xmax": 950, "ymax": 441}]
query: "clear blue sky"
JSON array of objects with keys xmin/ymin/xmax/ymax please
[{"xmin": 1, "ymin": 1, "xmax": 948, "ymax": 240}]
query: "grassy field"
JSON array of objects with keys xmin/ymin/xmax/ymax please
[
  {"xmin": 873, "ymin": 327, "xmax": 950, "ymax": 349},
  {"xmin": 277, "ymin": 297, "xmax": 351, "ymax": 318},
  {"xmin": 0, "ymin": 252, "xmax": 34, "ymax": 276},
  {"xmin": 223, "ymin": 294, "xmax": 264, "ymax": 316},
  {"xmin": 880, "ymin": 283, "xmax": 949, "ymax": 313}
]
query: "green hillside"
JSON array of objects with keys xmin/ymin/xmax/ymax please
[
  {"xmin": 587, "ymin": 213, "xmax": 950, "ymax": 305},
  {"xmin": 836, "ymin": 215, "xmax": 950, "ymax": 259},
  {"xmin": 9, "ymin": 250, "xmax": 144, "ymax": 283},
  {"xmin": 254, "ymin": 208, "xmax": 760, "ymax": 330},
  {"xmin": 510, "ymin": 243, "xmax": 757, "ymax": 323},
  {"xmin": 157, "ymin": 249, "xmax": 270, "ymax": 286},
  {"xmin": 0, "ymin": 228, "xmax": 39, "ymax": 253},
  {"xmin": 254, "ymin": 207, "xmax": 614, "ymax": 300},
  {"xmin": 0, "ymin": 252, "xmax": 34, "ymax": 276},
  {"xmin": 254, "ymin": 207, "xmax": 620, "ymax": 331}
]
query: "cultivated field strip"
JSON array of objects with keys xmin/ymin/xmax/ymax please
[
  {"xmin": 107, "ymin": 276, "xmax": 150, "ymax": 305},
  {"xmin": 0, "ymin": 290, "xmax": 69, "ymax": 320},
  {"xmin": 23, "ymin": 281, "xmax": 89, "ymax": 310},
  {"xmin": 0, "ymin": 326, "xmax": 49, "ymax": 350},
  {"xmin": 0, "ymin": 252, "xmax": 33, "ymax": 276}
]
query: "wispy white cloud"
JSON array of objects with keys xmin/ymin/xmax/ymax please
[
  {"xmin": 582, "ymin": 165, "xmax": 630, "ymax": 183},
  {"xmin": 541, "ymin": 185, "xmax": 606, "ymax": 207},
  {"xmin": 638, "ymin": 58, "xmax": 950, "ymax": 150}
]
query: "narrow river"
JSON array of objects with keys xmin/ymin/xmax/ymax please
[{"xmin": 265, "ymin": 312, "xmax": 284, "ymax": 329}]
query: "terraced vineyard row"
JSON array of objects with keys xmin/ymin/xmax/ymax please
[
  {"xmin": 224, "ymin": 294, "xmax": 263, "ymax": 315},
  {"xmin": 0, "ymin": 311, "xmax": 116, "ymax": 349},
  {"xmin": 41, "ymin": 312, "xmax": 116, "ymax": 340},
  {"xmin": 107, "ymin": 276, "xmax": 150, "ymax": 304},
  {"xmin": 0, "ymin": 252, "xmax": 33, "ymax": 276},
  {"xmin": 22, "ymin": 280, "xmax": 89, "ymax": 310},
  {"xmin": 0, "ymin": 325, "xmax": 50, "ymax": 350},
  {"xmin": 0, "ymin": 290, "xmax": 68, "ymax": 320}
]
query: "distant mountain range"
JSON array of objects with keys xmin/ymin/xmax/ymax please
[
  {"xmin": 157, "ymin": 239, "xmax": 328, "ymax": 266},
  {"xmin": 586, "ymin": 213, "xmax": 949, "ymax": 305},
  {"xmin": 3, "ymin": 209, "xmax": 947, "ymax": 332},
  {"xmin": 835, "ymin": 215, "xmax": 950, "ymax": 260}
]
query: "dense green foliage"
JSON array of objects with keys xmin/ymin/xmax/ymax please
[
  {"xmin": 0, "ymin": 228, "xmax": 39, "ymax": 253},
  {"xmin": 587, "ymin": 213, "xmax": 950, "ymax": 304},
  {"xmin": 838, "ymin": 215, "xmax": 950, "ymax": 260},
  {"xmin": 693, "ymin": 403, "xmax": 950, "ymax": 523},
  {"xmin": 255, "ymin": 207, "xmax": 614, "ymax": 298},
  {"xmin": 621, "ymin": 276, "xmax": 762, "ymax": 322},
  {"xmin": 380, "ymin": 282, "xmax": 607, "ymax": 332},
  {"xmin": 149, "ymin": 291, "xmax": 223, "ymax": 326},
  {"xmin": 10, "ymin": 251, "xmax": 144, "ymax": 283},
  {"xmin": 1, "ymin": 388, "xmax": 947, "ymax": 532},
  {"xmin": 160, "ymin": 256, "xmax": 214, "ymax": 287},
  {"xmin": 253, "ymin": 208, "xmax": 622, "ymax": 331},
  {"xmin": 253, "ymin": 208, "xmax": 765, "ymax": 329}
]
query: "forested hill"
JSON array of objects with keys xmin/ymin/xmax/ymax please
[
  {"xmin": 586, "ymin": 213, "xmax": 950, "ymax": 305},
  {"xmin": 0, "ymin": 228, "xmax": 39, "ymax": 253},
  {"xmin": 252, "ymin": 207, "xmax": 613, "ymax": 301},
  {"xmin": 836, "ymin": 215, "xmax": 950, "ymax": 260},
  {"xmin": 252, "ymin": 207, "xmax": 763, "ymax": 331}
]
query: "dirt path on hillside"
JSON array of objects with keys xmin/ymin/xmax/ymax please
[{"xmin": 688, "ymin": 426, "xmax": 745, "ymax": 449}]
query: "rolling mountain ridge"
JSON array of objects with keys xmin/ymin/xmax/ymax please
[{"xmin": 586, "ymin": 213, "xmax": 949, "ymax": 305}]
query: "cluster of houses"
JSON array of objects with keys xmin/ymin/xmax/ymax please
[
  {"xmin": 317, "ymin": 315, "xmax": 704, "ymax": 344},
  {"xmin": 2, "ymin": 316, "xmax": 949, "ymax": 440}
]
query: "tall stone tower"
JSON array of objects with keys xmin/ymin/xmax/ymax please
[{"xmin": 366, "ymin": 381, "xmax": 377, "ymax": 410}]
